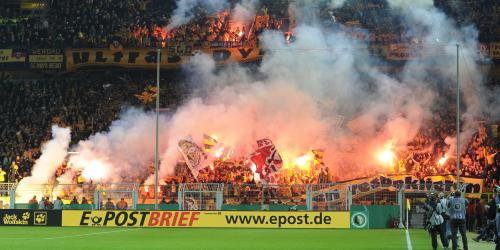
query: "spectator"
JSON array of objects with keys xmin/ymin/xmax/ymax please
[
  {"xmin": 105, "ymin": 198, "xmax": 115, "ymax": 210},
  {"xmin": 475, "ymin": 199, "xmax": 484, "ymax": 230},
  {"xmin": 466, "ymin": 200, "xmax": 475, "ymax": 231},
  {"xmin": 28, "ymin": 195, "xmax": 37, "ymax": 205},
  {"xmin": 44, "ymin": 196, "xmax": 53, "ymax": 209},
  {"xmin": 53, "ymin": 196, "xmax": 64, "ymax": 210},
  {"xmin": 38, "ymin": 197, "xmax": 46, "ymax": 210},
  {"xmin": 70, "ymin": 196, "xmax": 79, "ymax": 205},
  {"xmin": 159, "ymin": 197, "xmax": 167, "ymax": 204},
  {"xmin": 116, "ymin": 198, "xmax": 128, "ymax": 210},
  {"xmin": 81, "ymin": 197, "xmax": 89, "ymax": 204}
]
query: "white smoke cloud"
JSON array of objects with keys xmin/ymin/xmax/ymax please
[
  {"xmin": 64, "ymin": 108, "xmax": 171, "ymax": 183},
  {"xmin": 231, "ymin": 0, "xmax": 258, "ymax": 25},
  {"xmin": 17, "ymin": 125, "xmax": 71, "ymax": 201},
  {"xmin": 395, "ymin": 5, "xmax": 489, "ymax": 158},
  {"xmin": 386, "ymin": 0, "xmax": 434, "ymax": 9},
  {"xmin": 166, "ymin": 0, "xmax": 229, "ymax": 31}
]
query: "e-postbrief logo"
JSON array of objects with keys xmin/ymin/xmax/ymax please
[
  {"xmin": 79, "ymin": 211, "xmax": 200, "ymax": 227},
  {"xmin": 350, "ymin": 212, "xmax": 368, "ymax": 228}
]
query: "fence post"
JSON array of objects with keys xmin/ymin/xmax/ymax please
[
  {"xmin": 132, "ymin": 183, "xmax": 138, "ymax": 210},
  {"xmin": 178, "ymin": 183, "xmax": 184, "ymax": 210},
  {"xmin": 216, "ymin": 183, "xmax": 223, "ymax": 210},
  {"xmin": 347, "ymin": 185, "xmax": 352, "ymax": 210},
  {"xmin": 9, "ymin": 184, "xmax": 16, "ymax": 209},
  {"xmin": 93, "ymin": 190, "xmax": 100, "ymax": 210},
  {"xmin": 306, "ymin": 184, "xmax": 312, "ymax": 211},
  {"xmin": 398, "ymin": 184, "xmax": 405, "ymax": 228}
]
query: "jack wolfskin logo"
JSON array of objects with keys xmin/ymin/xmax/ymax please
[{"xmin": 34, "ymin": 212, "xmax": 47, "ymax": 225}]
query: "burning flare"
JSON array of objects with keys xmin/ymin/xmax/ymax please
[
  {"xmin": 81, "ymin": 160, "xmax": 107, "ymax": 181},
  {"xmin": 377, "ymin": 148, "xmax": 395, "ymax": 166},
  {"xmin": 438, "ymin": 155, "xmax": 447, "ymax": 165}
]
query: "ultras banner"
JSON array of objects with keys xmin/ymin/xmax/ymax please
[
  {"xmin": 0, "ymin": 210, "xmax": 62, "ymax": 226},
  {"xmin": 65, "ymin": 46, "xmax": 262, "ymax": 71},
  {"xmin": 344, "ymin": 174, "xmax": 483, "ymax": 198},
  {"xmin": 29, "ymin": 49, "xmax": 64, "ymax": 70},
  {"xmin": 62, "ymin": 211, "xmax": 350, "ymax": 228}
]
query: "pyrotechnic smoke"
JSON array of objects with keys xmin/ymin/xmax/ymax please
[
  {"xmin": 17, "ymin": 125, "xmax": 71, "ymax": 201},
  {"xmin": 386, "ymin": 0, "xmax": 433, "ymax": 9},
  {"xmin": 27, "ymin": 0, "xmax": 499, "ymax": 185},
  {"xmin": 62, "ymin": 108, "xmax": 171, "ymax": 183},
  {"xmin": 166, "ymin": 0, "xmax": 228, "ymax": 31},
  {"xmin": 231, "ymin": 0, "xmax": 258, "ymax": 25},
  {"xmin": 394, "ymin": 3, "xmax": 491, "ymax": 159}
]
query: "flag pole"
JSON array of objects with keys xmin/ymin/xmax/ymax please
[
  {"xmin": 456, "ymin": 44, "xmax": 460, "ymax": 186},
  {"xmin": 154, "ymin": 48, "xmax": 160, "ymax": 210},
  {"xmin": 406, "ymin": 208, "xmax": 409, "ymax": 229}
]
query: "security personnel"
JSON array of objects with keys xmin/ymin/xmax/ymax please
[
  {"xmin": 438, "ymin": 192, "xmax": 451, "ymax": 239},
  {"xmin": 490, "ymin": 186, "xmax": 500, "ymax": 250},
  {"xmin": 105, "ymin": 198, "xmax": 115, "ymax": 210},
  {"xmin": 425, "ymin": 193, "xmax": 449, "ymax": 250},
  {"xmin": 448, "ymin": 190, "xmax": 468, "ymax": 250}
]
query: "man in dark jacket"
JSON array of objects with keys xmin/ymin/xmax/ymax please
[
  {"xmin": 448, "ymin": 191, "xmax": 468, "ymax": 250},
  {"xmin": 425, "ymin": 193, "xmax": 449, "ymax": 250}
]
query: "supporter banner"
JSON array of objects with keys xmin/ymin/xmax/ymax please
[
  {"xmin": 0, "ymin": 209, "xmax": 61, "ymax": 226},
  {"xmin": 62, "ymin": 211, "xmax": 349, "ymax": 228},
  {"xmin": 478, "ymin": 43, "xmax": 490, "ymax": 61},
  {"xmin": 386, "ymin": 43, "xmax": 423, "ymax": 61},
  {"xmin": 65, "ymin": 47, "xmax": 262, "ymax": 71},
  {"xmin": 21, "ymin": 0, "xmax": 48, "ymax": 10},
  {"xmin": 0, "ymin": 49, "xmax": 26, "ymax": 63},
  {"xmin": 29, "ymin": 49, "xmax": 64, "ymax": 70},
  {"xmin": 0, "ymin": 49, "xmax": 27, "ymax": 70},
  {"xmin": 490, "ymin": 43, "xmax": 500, "ymax": 59},
  {"xmin": 345, "ymin": 175, "xmax": 483, "ymax": 198}
]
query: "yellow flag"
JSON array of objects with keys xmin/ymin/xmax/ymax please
[{"xmin": 406, "ymin": 199, "xmax": 411, "ymax": 211}]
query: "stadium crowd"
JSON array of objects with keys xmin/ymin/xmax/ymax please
[
  {"xmin": 0, "ymin": 0, "xmax": 498, "ymax": 212},
  {"xmin": 0, "ymin": 0, "xmax": 499, "ymax": 188},
  {"xmin": 0, "ymin": 71, "xmax": 190, "ymax": 183},
  {"xmin": 1, "ymin": 0, "xmax": 499, "ymax": 49},
  {"xmin": 0, "ymin": 0, "xmax": 287, "ymax": 49}
]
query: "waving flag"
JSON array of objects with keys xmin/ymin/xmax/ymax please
[
  {"xmin": 312, "ymin": 149, "xmax": 325, "ymax": 166},
  {"xmin": 177, "ymin": 139, "xmax": 207, "ymax": 179},
  {"xmin": 250, "ymin": 138, "xmax": 283, "ymax": 182},
  {"xmin": 202, "ymin": 134, "xmax": 218, "ymax": 152}
]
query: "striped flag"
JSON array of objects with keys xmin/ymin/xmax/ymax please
[{"xmin": 312, "ymin": 149, "xmax": 325, "ymax": 166}]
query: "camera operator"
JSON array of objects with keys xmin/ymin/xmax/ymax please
[
  {"xmin": 448, "ymin": 190, "xmax": 468, "ymax": 250},
  {"xmin": 488, "ymin": 186, "xmax": 500, "ymax": 250},
  {"xmin": 474, "ymin": 189, "xmax": 497, "ymax": 243},
  {"xmin": 425, "ymin": 193, "xmax": 449, "ymax": 250},
  {"xmin": 438, "ymin": 192, "xmax": 451, "ymax": 239}
]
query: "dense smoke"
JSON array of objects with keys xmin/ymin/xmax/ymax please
[
  {"xmin": 28, "ymin": 0, "xmax": 498, "ymax": 185},
  {"xmin": 231, "ymin": 0, "xmax": 258, "ymax": 25},
  {"xmin": 166, "ymin": 0, "xmax": 228, "ymax": 31},
  {"xmin": 61, "ymin": 109, "xmax": 171, "ymax": 183},
  {"xmin": 17, "ymin": 125, "xmax": 71, "ymax": 200}
]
